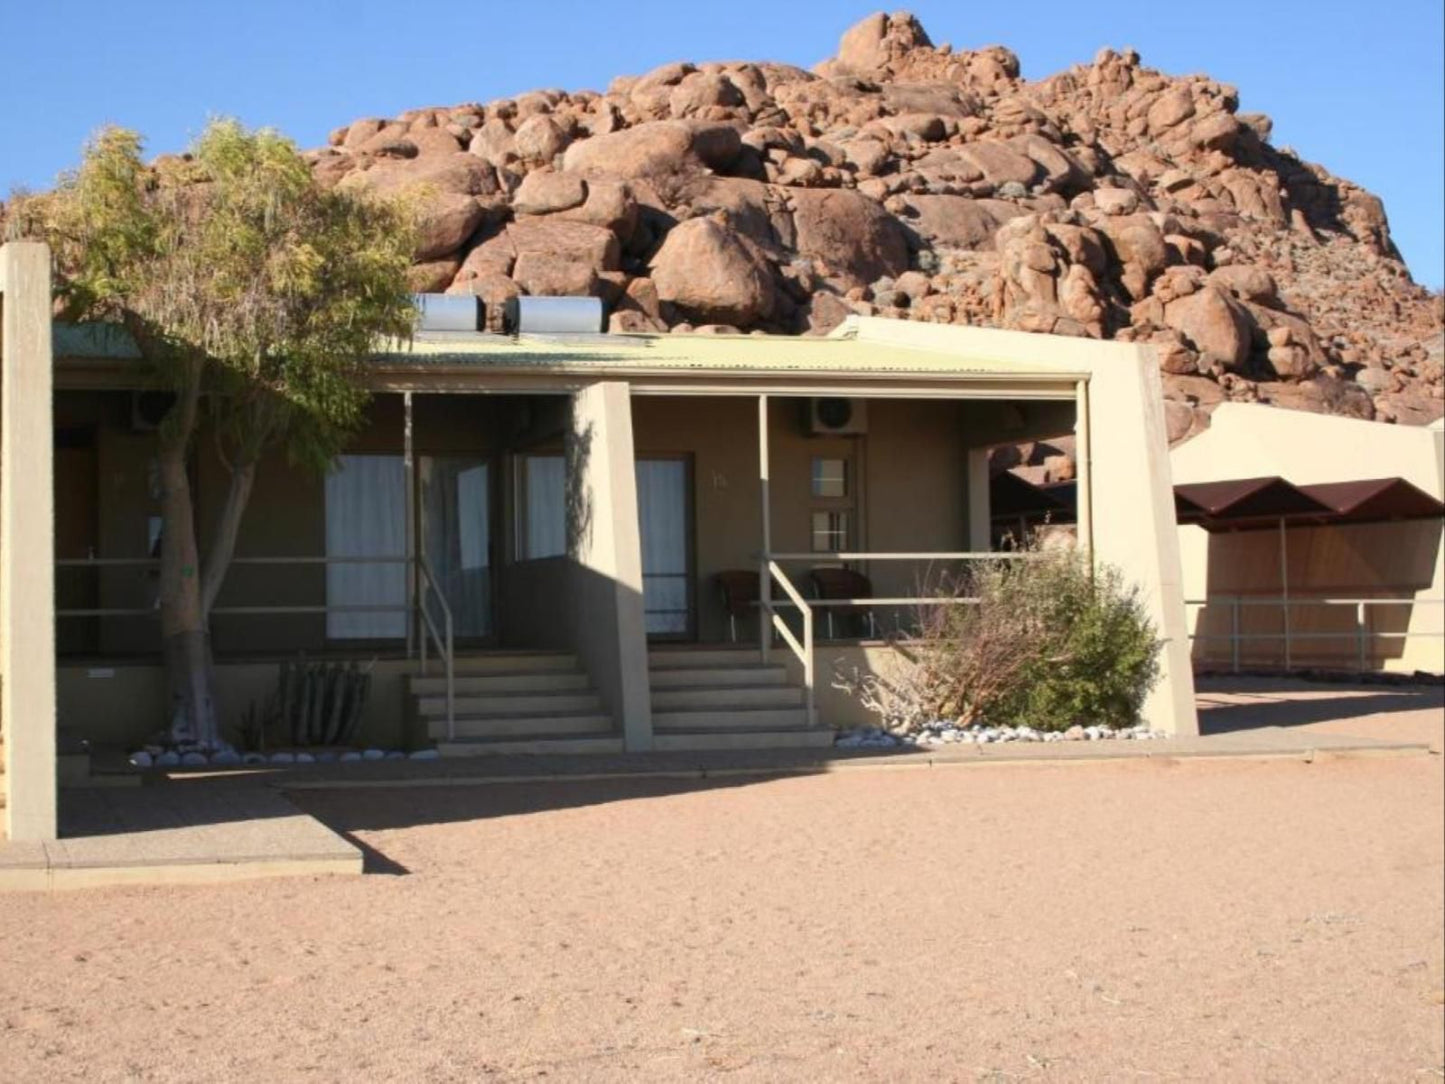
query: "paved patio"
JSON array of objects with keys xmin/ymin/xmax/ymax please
[{"xmin": 0, "ymin": 782, "xmax": 361, "ymax": 890}]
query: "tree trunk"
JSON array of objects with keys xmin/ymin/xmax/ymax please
[
  {"xmin": 157, "ymin": 383, "xmax": 222, "ymax": 749},
  {"xmin": 200, "ymin": 457, "xmax": 257, "ymax": 617}
]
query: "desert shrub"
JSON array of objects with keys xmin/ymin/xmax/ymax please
[{"xmin": 836, "ymin": 541, "xmax": 1161, "ymax": 732}]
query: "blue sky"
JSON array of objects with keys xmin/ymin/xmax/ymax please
[{"xmin": 4, "ymin": 1, "xmax": 1441, "ymax": 286}]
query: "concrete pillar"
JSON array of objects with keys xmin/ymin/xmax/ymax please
[
  {"xmin": 1, "ymin": 242, "xmax": 58, "ymax": 840},
  {"xmin": 567, "ymin": 381, "xmax": 652, "ymax": 751},
  {"xmin": 966, "ymin": 446, "xmax": 991, "ymax": 552},
  {"xmin": 1086, "ymin": 354, "xmax": 1199, "ymax": 736}
]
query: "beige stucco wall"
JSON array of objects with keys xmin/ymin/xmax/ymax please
[
  {"xmin": 59, "ymin": 659, "xmax": 413, "ymax": 751},
  {"xmin": 1172, "ymin": 404, "xmax": 1444, "ymax": 674},
  {"xmin": 2, "ymin": 242, "xmax": 59, "ymax": 840}
]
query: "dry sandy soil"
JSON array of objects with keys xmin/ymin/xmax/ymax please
[{"xmin": 2, "ymin": 684, "xmax": 1441, "ymax": 1082}]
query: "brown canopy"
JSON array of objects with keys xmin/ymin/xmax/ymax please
[
  {"xmin": 1297, "ymin": 478, "xmax": 1445, "ymax": 524},
  {"xmin": 997, "ymin": 471, "xmax": 1442, "ymax": 533},
  {"xmin": 1172, "ymin": 477, "xmax": 1332, "ymax": 528}
]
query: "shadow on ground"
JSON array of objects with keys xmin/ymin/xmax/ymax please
[
  {"xmin": 1196, "ymin": 677, "xmax": 1445, "ymax": 735},
  {"xmin": 289, "ymin": 772, "xmax": 786, "ymax": 844}
]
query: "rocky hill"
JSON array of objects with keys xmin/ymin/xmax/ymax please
[{"xmin": 307, "ymin": 12, "xmax": 1441, "ymax": 444}]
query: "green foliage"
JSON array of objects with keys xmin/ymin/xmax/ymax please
[
  {"xmin": 838, "ymin": 539, "xmax": 1162, "ymax": 733},
  {"xmin": 978, "ymin": 554, "xmax": 1162, "ymax": 731},
  {"xmin": 18, "ymin": 118, "xmax": 417, "ymax": 470}
]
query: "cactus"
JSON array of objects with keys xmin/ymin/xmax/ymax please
[{"xmin": 270, "ymin": 655, "xmax": 376, "ymax": 748}]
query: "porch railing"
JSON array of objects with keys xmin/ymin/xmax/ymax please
[
  {"xmin": 760, "ymin": 551, "xmax": 1039, "ymax": 728},
  {"xmin": 760, "ymin": 561, "xmax": 814, "ymax": 727},
  {"xmin": 54, "ymin": 553, "xmax": 457, "ymax": 741},
  {"xmin": 1185, "ymin": 594, "xmax": 1445, "ymax": 673},
  {"xmin": 414, "ymin": 554, "xmax": 456, "ymax": 740}
]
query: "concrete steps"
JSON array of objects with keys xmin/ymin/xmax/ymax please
[
  {"xmin": 651, "ymin": 683, "xmax": 805, "ymax": 711},
  {"xmin": 646, "ymin": 648, "xmax": 831, "ymax": 752},
  {"xmin": 436, "ymin": 735, "xmax": 626, "ymax": 757},
  {"xmin": 412, "ymin": 653, "xmax": 617, "ymax": 751},
  {"xmin": 652, "ymin": 728, "xmax": 834, "ymax": 752}
]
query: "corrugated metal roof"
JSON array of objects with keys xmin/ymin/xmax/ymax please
[
  {"xmin": 52, "ymin": 315, "xmax": 1099, "ymax": 381},
  {"xmin": 384, "ymin": 329, "xmax": 1087, "ymax": 378}
]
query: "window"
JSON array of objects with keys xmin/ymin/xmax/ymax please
[
  {"xmin": 811, "ymin": 457, "xmax": 848, "ymax": 499},
  {"xmin": 811, "ymin": 511, "xmax": 850, "ymax": 554},
  {"xmin": 809, "ymin": 452, "xmax": 855, "ymax": 554},
  {"xmin": 517, "ymin": 455, "xmax": 566, "ymax": 559}
]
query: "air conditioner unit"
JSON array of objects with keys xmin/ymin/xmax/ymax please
[
  {"xmin": 131, "ymin": 391, "xmax": 174, "ymax": 432},
  {"xmin": 806, "ymin": 397, "xmax": 868, "ymax": 436}
]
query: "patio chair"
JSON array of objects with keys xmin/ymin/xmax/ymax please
[
  {"xmin": 715, "ymin": 569, "xmax": 761, "ymax": 643},
  {"xmin": 808, "ymin": 567, "xmax": 877, "ymax": 640}
]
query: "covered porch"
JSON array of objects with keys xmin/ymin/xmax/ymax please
[{"xmin": 42, "ymin": 310, "xmax": 1198, "ymax": 771}]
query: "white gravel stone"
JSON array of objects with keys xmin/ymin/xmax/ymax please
[
  {"xmin": 242, "ymin": 752, "xmax": 268, "ymax": 766},
  {"xmin": 128, "ymin": 751, "xmax": 153, "ymax": 769},
  {"xmin": 340, "ymin": 751, "xmax": 363, "ymax": 763},
  {"xmin": 409, "ymin": 749, "xmax": 441, "ymax": 761},
  {"xmin": 269, "ymin": 752, "xmax": 296, "ymax": 765},
  {"xmin": 362, "ymin": 749, "xmax": 386, "ymax": 761},
  {"xmin": 295, "ymin": 752, "xmax": 316, "ymax": 764},
  {"xmin": 155, "ymin": 751, "xmax": 181, "ymax": 767}
]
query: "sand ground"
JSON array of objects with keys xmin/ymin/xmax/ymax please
[{"xmin": 1, "ymin": 682, "xmax": 1441, "ymax": 1082}]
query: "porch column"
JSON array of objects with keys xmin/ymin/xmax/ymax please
[
  {"xmin": 1086, "ymin": 348, "xmax": 1199, "ymax": 737},
  {"xmin": 567, "ymin": 381, "xmax": 652, "ymax": 751},
  {"xmin": 1, "ymin": 241, "xmax": 58, "ymax": 841},
  {"xmin": 966, "ymin": 446, "xmax": 991, "ymax": 552}
]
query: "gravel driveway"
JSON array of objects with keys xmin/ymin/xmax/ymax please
[{"xmin": 1, "ymin": 687, "xmax": 1441, "ymax": 1081}]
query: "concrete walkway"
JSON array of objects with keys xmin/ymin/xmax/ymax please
[
  {"xmin": 2, "ymin": 676, "xmax": 1435, "ymax": 891},
  {"xmin": 274, "ymin": 721, "xmax": 1431, "ymax": 792},
  {"xmin": 0, "ymin": 782, "xmax": 360, "ymax": 890}
]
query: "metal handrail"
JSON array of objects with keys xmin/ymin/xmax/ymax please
[
  {"xmin": 1184, "ymin": 594, "xmax": 1445, "ymax": 672},
  {"xmin": 413, "ymin": 554, "xmax": 456, "ymax": 742},
  {"xmin": 761, "ymin": 560, "xmax": 814, "ymax": 728},
  {"xmin": 56, "ymin": 552, "xmax": 458, "ymax": 738},
  {"xmin": 768, "ymin": 551, "xmax": 1036, "ymax": 562}
]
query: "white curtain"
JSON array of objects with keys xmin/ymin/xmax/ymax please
[
  {"xmin": 326, "ymin": 454, "xmax": 407, "ymax": 639},
  {"xmin": 637, "ymin": 459, "xmax": 689, "ymax": 634},
  {"xmin": 522, "ymin": 455, "xmax": 567, "ymax": 559}
]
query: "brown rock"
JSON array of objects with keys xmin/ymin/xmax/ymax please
[
  {"xmin": 1146, "ymin": 88, "xmax": 1195, "ymax": 132},
  {"xmin": 1163, "ymin": 284, "xmax": 1256, "ymax": 369},
  {"xmin": 513, "ymin": 115, "xmax": 569, "ymax": 163},
  {"xmin": 1097, "ymin": 213, "xmax": 1168, "ymax": 299},
  {"xmin": 1207, "ymin": 264, "xmax": 1278, "ymax": 305},
  {"xmin": 958, "ymin": 141, "xmax": 1040, "ymax": 189},
  {"xmin": 513, "ymin": 171, "xmax": 588, "ymax": 215},
  {"xmin": 650, "ymin": 216, "xmax": 775, "ymax": 326},
  {"xmin": 555, "ymin": 174, "xmax": 640, "ymax": 242},
  {"xmin": 561, "ymin": 120, "xmax": 741, "ymax": 178},
  {"xmin": 895, "ymin": 195, "xmax": 1022, "ymax": 249},
  {"xmin": 407, "ymin": 257, "xmax": 463, "ymax": 293},
  {"xmin": 789, "ymin": 188, "xmax": 910, "ymax": 286},
  {"xmin": 413, "ymin": 195, "xmax": 488, "ymax": 261}
]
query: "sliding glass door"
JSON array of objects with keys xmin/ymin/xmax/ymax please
[
  {"xmin": 636, "ymin": 457, "xmax": 691, "ymax": 637},
  {"xmin": 420, "ymin": 456, "xmax": 493, "ymax": 639}
]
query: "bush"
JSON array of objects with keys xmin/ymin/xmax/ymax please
[{"xmin": 836, "ymin": 540, "xmax": 1161, "ymax": 733}]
